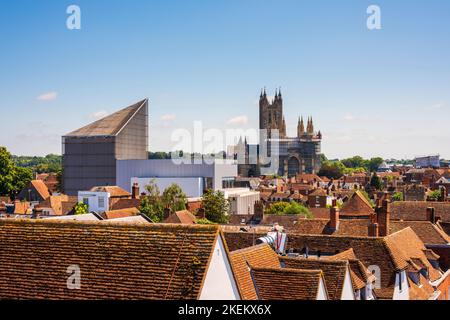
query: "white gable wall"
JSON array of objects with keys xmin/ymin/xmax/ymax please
[
  {"xmin": 341, "ymin": 268, "xmax": 356, "ymax": 300},
  {"xmin": 393, "ymin": 271, "xmax": 410, "ymax": 300},
  {"xmin": 317, "ymin": 278, "xmax": 328, "ymax": 300},
  {"xmin": 199, "ymin": 236, "xmax": 240, "ymax": 300}
]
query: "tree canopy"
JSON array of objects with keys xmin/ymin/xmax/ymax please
[
  {"xmin": 201, "ymin": 189, "xmax": 230, "ymax": 224},
  {"xmin": 265, "ymin": 201, "xmax": 312, "ymax": 218},
  {"xmin": 0, "ymin": 147, "xmax": 33, "ymax": 196}
]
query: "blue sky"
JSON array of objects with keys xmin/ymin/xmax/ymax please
[{"xmin": 1, "ymin": 0, "xmax": 449, "ymax": 159}]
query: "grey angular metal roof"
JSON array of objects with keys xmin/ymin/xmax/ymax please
[{"xmin": 65, "ymin": 99, "xmax": 148, "ymax": 137}]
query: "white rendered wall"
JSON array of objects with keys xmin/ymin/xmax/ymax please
[
  {"xmin": 393, "ymin": 271, "xmax": 410, "ymax": 300},
  {"xmin": 78, "ymin": 191, "xmax": 109, "ymax": 213},
  {"xmin": 199, "ymin": 236, "xmax": 240, "ymax": 300},
  {"xmin": 341, "ymin": 268, "xmax": 356, "ymax": 300},
  {"xmin": 317, "ymin": 278, "xmax": 328, "ymax": 300}
]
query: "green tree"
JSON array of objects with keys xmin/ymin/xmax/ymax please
[
  {"xmin": 342, "ymin": 156, "xmax": 367, "ymax": 169},
  {"xmin": 368, "ymin": 157, "xmax": 384, "ymax": 173},
  {"xmin": 196, "ymin": 218, "xmax": 215, "ymax": 225},
  {"xmin": 162, "ymin": 183, "xmax": 187, "ymax": 212},
  {"xmin": 12, "ymin": 166, "xmax": 33, "ymax": 195},
  {"xmin": 0, "ymin": 147, "xmax": 16, "ymax": 195},
  {"xmin": 370, "ymin": 173, "xmax": 383, "ymax": 191},
  {"xmin": 74, "ymin": 202, "xmax": 89, "ymax": 215},
  {"xmin": 283, "ymin": 202, "xmax": 313, "ymax": 218},
  {"xmin": 392, "ymin": 192, "xmax": 404, "ymax": 202},
  {"xmin": 139, "ymin": 179, "xmax": 164, "ymax": 222},
  {"xmin": 0, "ymin": 147, "xmax": 32, "ymax": 196},
  {"xmin": 318, "ymin": 160, "xmax": 346, "ymax": 179},
  {"xmin": 265, "ymin": 202, "xmax": 290, "ymax": 215},
  {"xmin": 202, "ymin": 189, "xmax": 229, "ymax": 224},
  {"xmin": 428, "ymin": 190, "xmax": 441, "ymax": 201}
]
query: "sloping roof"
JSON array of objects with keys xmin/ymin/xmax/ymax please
[
  {"xmin": 340, "ymin": 191, "xmax": 374, "ymax": 216},
  {"xmin": 0, "ymin": 219, "xmax": 219, "ymax": 299},
  {"xmin": 89, "ymin": 186, "xmax": 131, "ymax": 197},
  {"xmin": 250, "ymin": 267, "xmax": 324, "ymax": 300},
  {"xmin": 229, "ymin": 244, "xmax": 280, "ymax": 300},
  {"xmin": 309, "ymin": 188, "xmax": 327, "ymax": 197},
  {"xmin": 30, "ymin": 180, "xmax": 51, "ymax": 200},
  {"xmin": 280, "ymin": 257, "xmax": 349, "ymax": 300},
  {"xmin": 101, "ymin": 207, "xmax": 140, "ymax": 220},
  {"xmin": 223, "ymin": 231, "xmax": 410, "ymax": 299},
  {"xmin": 288, "ymin": 218, "xmax": 371, "ymax": 236},
  {"xmin": 65, "ymin": 99, "xmax": 147, "ymax": 137},
  {"xmin": 164, "ymin": 210, "xmax": 197, "ymax": 225},
  {"xmin": 386, "ymin": 227, "xmax": 442, "ymax": 283},
  {"xmin": 390, "ymin": 221, "xmax": 450, "ymax": 245},
  {"xmin": 36, "ymin": 195, "xmax": 77, "ymax": 216},
  {"xmin": 390, "ymin": 201, "xmax": 450, "ymax": 222},
  {"xmin": 13, "ymin": 201, "xmax": 31, "ymax": 215}
]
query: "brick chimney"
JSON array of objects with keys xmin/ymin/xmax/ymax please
[
  {"xmin": 197, "ymin": 207, "xmax": 206, "ymax": 219},
  {"xmin": 368, "ymin": 222, "xmax": 379, "ymax": 237},
  {"xmin": 131, "ymin": 183, "xmax": 140, "ymax": 199},
  {"xmin": 253, "ymin": 201, "xmax": 265, "ymax": 222},
  {"xmin": 441, "ymin": 186, "xmax": 447, "ymax": 202},
  {"xmin": 426, "ymin": 207, "xmax": 436, "ymax": 224},
  {"xmin": 330, "ymin": 206, "xmax": 340, "ymax": 231},
  {"xmin": 377, "ymin": 199, "xmax": 390, "ymax": 237}
]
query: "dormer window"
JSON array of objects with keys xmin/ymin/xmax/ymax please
[{"xmin": 408, "ymin": 272, "xmax": 420, "ymax": 286}]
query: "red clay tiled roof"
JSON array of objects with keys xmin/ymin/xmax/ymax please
[
  {"xmin": 386, "ymin": 227, "xmax": 442, "ymax": 283},
  {"xmin": 340, "ymin": 191, "xmax": 374, "ymax": 216},
  {"xmin": 280, "ymin": 257, "xmax": 349, "ymax": 300},
  {"xmin": 13, "ymin": 201, "xmax": 30, "ymax": 215},
  {"xmin": 89, "ymin": 186, "xmax": 131, "ymax": 198},
  {"xmin": 36, "ymin": 195, "xmax": 77, "ymax": 216},
  {"xmin": 296, "ymin": 174, "xmax": 323, "ymax": 184},
  {"xmin": 390, "ymin": 201, "xmax": 450, "ymax": 222},
  {"xmin": 390, "ymin": 221, "xmax": 450, "ymax": 245},
  {"xmin": 164, "ymin": 210, "xmax": 197, "ymax": 225},
  {"xmin": 109, "ymin": 198, "xmax": 140, "ymax": 211},
  {"xmin": 102, "ymin": 207, "xmax": 140, "ymax": 220},
  {"xmin": 0, "ymin": 219, "xmax": 220, "ymax": 299},
  {"xmin": 229, "ymin": 244, "xmax": 280, "ymax": 300},
  {"xmin": 250, "ymin": 267, "xmax": 325, "ymax": 300},
  {"xmin": 309, "ymin": 188, "xmax": 327, "ymax": 197},
  {"xmin": 30, "ymin": 180, "xmax": 51, "ymax": 200}
]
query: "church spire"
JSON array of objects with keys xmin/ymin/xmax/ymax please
[{"xmin": 298, "ymin": 116, "xmax": 305, "ymax": 137}]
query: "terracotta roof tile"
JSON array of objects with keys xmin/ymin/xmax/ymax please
[
  {"xmin": 390, "ymin": 201, "xmax": 450, "ymax": 222},
  {"xmin": 164, "ymin": 210, "xmax": 197, "ymax": 225},
  {"xmin": 89, "ymin": 186, "xmax": 131, "ymax": 198},
  {"xmin": 0, "ymin": 219, "xmax": 219, "ymax": 299},
  {"xmin": 250, "ymin": 267, "xmax": 324, "ymax": 300},
  {"xmin": 280, "ymin": 257, "xmax": 349, "ymax": 300},
  {"xmin": 340, "ymin": 191, "xmax": 374, "ymax": 217},
  {"xmin": 390, "ymin": 221, "xmax": 450, "ymax": 245},
  {"xmin": 30, "ymin": 180, "xmax": 51, "ymax": 200},
  {"xmin": 229, "ymin": 244, "xmax": 280, "ymax": 300}
]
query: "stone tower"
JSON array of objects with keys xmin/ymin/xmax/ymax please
[{"xmin": 259, "ymin": 88, "xmax": 286, "ymax": 139}]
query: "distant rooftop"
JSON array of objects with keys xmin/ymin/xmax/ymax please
[{"xmin": 64, "ymin": 99, "xmax": 147, "ymax": 137}]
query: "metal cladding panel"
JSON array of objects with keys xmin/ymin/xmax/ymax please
[{"xmin": 117, "ymin": 160, "xmax": 238, "ymax": 192}]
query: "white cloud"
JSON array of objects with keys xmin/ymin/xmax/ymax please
[
  {"xmin": 36, "ymin": 91, "xmax": 58, "ymax": 101},
  {"xmin": 430, "ymin": 102, "xmax": 446, "ymax": 109},
  {"xmin": 90, "ymin": 110, "xmax": 109, "ymax": 120},
  {"xmin": 343, "ymin": 113, "xmax": 355, "ymax": 121},
  {"xmin": 227, "ymin": 115, "xmax": 248, "ymax": 126},
  {"xmin": 161, "ymin": 114, "xmax": 176, "ymax": 121}
]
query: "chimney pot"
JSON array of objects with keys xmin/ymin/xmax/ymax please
[
  {"xmin": 369, "ymin": 222, "xmax": 379, "ymax": 237},
  {"xmin": 427, "ymin": 207, "xmax": 436, "ymax": 224},
  {"xmin": 330, "ymin": 206, "xmax": 340, "ymax": 231}
]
